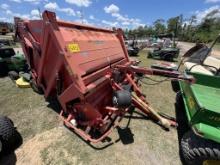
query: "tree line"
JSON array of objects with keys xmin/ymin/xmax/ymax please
[{"xmin": 124, "ymin": 10, "xmax": 220, "ymax": 43}]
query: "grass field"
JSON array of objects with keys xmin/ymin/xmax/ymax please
[{"xmin": 0, "ymin": 49, "xmax": 183, "ymax": 165}]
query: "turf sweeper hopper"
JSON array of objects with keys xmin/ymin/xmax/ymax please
[{"xmin": 15, "ymin": 11, "xmax": 194, "ymax": 143}]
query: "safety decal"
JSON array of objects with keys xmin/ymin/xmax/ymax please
[{"xmin": 67, "ymin": 43, "xmax": 80, "ymax": 53}]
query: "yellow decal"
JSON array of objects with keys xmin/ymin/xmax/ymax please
[
  {"xmin": 188, "ymin": 96, "xmax": 195, "ymax": 109},
  {"xmin": 67, "ymin": 43, "xmax": 80, "ymax": 53}
]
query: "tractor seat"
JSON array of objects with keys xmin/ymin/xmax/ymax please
[
  {"xmin": 204, "ymin": 56, "xmax": 220, "ymax": 69},
  {"xmin": 184, "ymin": 62, "xmax": 214, "ymax": 75},
  {"xmin": 184, "ymin": 56, "xmax": 220, "ymax": 76}
]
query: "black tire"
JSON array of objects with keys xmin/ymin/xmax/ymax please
[
  {"xmin": 133, "ymin": 48, "xmax": 139, "ymax": 56},
  {"xmin": 1, "ymin": 33, "xmax": 6, "ymax": 35},
  {"xmin": 30, "ymin": 79, "xmax": 44, "ymax": 94},
  {"xmin": 0, "ymin": 62, "xmax": 8, "ymax": 77},
  {"xmin": 163, "ymin": 53, "xmax": 173, "ymax": 61},
  {"xmin": 181, "ymin": 130, "xmax": 220, "ymax": 165},
  {"xmin": 113, "ymin": 90, "xmax": 131, "ymax": 108},
  {"xmin": 171, "ymin": 80, "xmax": 180, "ymax": 93},
  {"xmin": 8, "ymin": 71, "xmax": 19, "ymax": 81},
  {"xmin": 147, "ymin": 52, "xmax": 152, "ymax": 58},
  {"xmin": 0, "ymin": 116, "xmax": 21, "ymax": 154}
]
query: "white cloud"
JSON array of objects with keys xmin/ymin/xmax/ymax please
[
  {"xmin": 205, "ymin": 0, "xmax": 220, "ymax": 3},
  {"xmin": 65, "ymin": 0, "xmax": 92, "ymax": 7},
  {"xmin": 6, "ymin": 10, "xmax": 12, "ymax": 15},
  {"xmin": 74, "ymin": 18, "xmax": 93, "ymax": 25},
  {"xmin": 59, "ymin": 8, "xmax": 75, "ymax": 16},
  {"xmin": 195, "ymin": 5, "xmax": 220, "ymax": 22},
  {"xmin": 89, "ymin": 15, "xmax": 94, "ymax": 20},
  {"xmin": 9, "ymin": 0, "xmax": 42, "ymax": 4},
  {"xmin": 31, "ymin": 9, "xmax": 40, "ymax": 16},
  {"xmin": 44, "ymin": 2, "xmax": 75, "ymax": 16},
  {"xmin": 122, "ymin": 21, "xmax": 130, "ymax": 26},
  {"xmin": 76, "ymin": 11, "xmax": 81, "ymax": 17},
  {"xmin": 9, "ymin": 0, "xmax": 21, "ymax": 3},
  {"xmin": 14, "ymin": 13, "xmax": 30, "ymax": 20},
  {"xmin": 44, "ymin": 2, "xmax": 58, "ymax": 10},
  {"xmin": 1, "ymin": 4, "xmax": 9, "ymax": 10},
  {"xmin": 102, "ymin": 20, "xmax": 118, "ymax": 27},
  {"xmin": 3, "ymin": 7, "xmax": 31, "ymax": 21},
  {"xmin": 104, "ymin": 4, "xmax": 119, "ymax": 14},
  {"xmin": 23, "ymin": 0, "xmax": 41, "ymax": 4},
  {"xmin": 103, "ymin": 4, "xmax": 144, "ymax": 28},
  {"xmin": 0, "ymin": 17, "xmax": 8, "ymax": 22}
]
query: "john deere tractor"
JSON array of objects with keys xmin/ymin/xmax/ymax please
[
  {"xmin": 172, "ymin": 36, "xmax": 220, "ymax": 165},
  {"xmin": 0, "ymin": 47, "xmax": 27, "ymax": 78}
]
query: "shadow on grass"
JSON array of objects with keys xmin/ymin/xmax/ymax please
[
  {"xmin": 46, "ymin": 97, "xmax": 62, "ymax": 114},
  {"xmin": 61, "ymin": 107, "xmax": 172, "ymax": 150}
]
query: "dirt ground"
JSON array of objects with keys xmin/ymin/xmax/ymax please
[
  {"xmin": 0, "ymin": 39, "xmax": 217, "ymax": 165},
  {"xmin": 178, "ymin": 41, "xmax": 220, "ymax": 58}
]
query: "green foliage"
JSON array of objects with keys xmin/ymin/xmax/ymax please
[
  {"xmin": 124, "ymin": 10, "xmax": 220, "ymax": 43},
  {"xmin": 153, "ymin": 19, "xmax": 166, "ymax": 34}
]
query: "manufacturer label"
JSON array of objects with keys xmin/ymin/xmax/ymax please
[
  {"xmin": 188, "ymin": 96, "xmax": 195, "ymax": 110},
  {"xmin": 67, "ymin": 43, "xmax": 80, "ymax": 53}
]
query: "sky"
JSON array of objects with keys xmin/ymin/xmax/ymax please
[{"xmin": 0, "ymin": 0, "xmax": 220, "ymax": 29}]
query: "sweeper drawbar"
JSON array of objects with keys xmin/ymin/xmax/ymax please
[{"xmin": 15, "ymin": 10, "xmax": 194, "ymax": 143}]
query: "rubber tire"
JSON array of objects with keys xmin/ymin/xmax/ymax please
[
  {"xmin": 171, "ymin": 80, "xmax": 180, "ymax": 93},
  {"xmin": 0, "ymin": 62, "xmax": 8, "ymax": 77},
  {"xmin": 113, "ymin": 90, "xmax": 132, "ymax": 108},
  {"xmin": 147, "ymin": 52, "xmax": 152, "ymax": 58},
  {"xmin": 30, "ymin": 79, "xmax": 44, "ymax": 95},
  {"xmin": 181, "ymin": 130, "xmax": 220, "ymax": 165},
  {"xmin": 163, "ymin": 53, "xmax": 174, "ymax": 61},
  {"xmin": 176, "ymin": 92, "xmax": 189, "ymax": 138},
  {"xmin": 8, "ymin": 71, "xmax": 19, "ymax": 81},
  {"xmin": 0, "ymin": 116, "xmax": 20, "ymax": 154}
]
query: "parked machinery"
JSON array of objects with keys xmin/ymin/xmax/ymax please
[
  {"xmin": 15, "ymin": 11, "xmax": 194, "ymax": 143},
  {"xmin": 0, "ymin": 22, "xmax": 9, "ymax": 35},
  {"xmin": 172, "ymin": 36, "xmax": 220, "ymax": 165},
  {"xmin": 0, "ymin": 47, "xmax": 27, "ymax": 77},
  {"xmin": 148, "ymin": 34, "xmax": 180, "ymax": 61}
]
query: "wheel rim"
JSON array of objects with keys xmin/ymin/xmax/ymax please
[{"xmin": 203, "ymin": 160, "xmax": 220, "ymax": 165}]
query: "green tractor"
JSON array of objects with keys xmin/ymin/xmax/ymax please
[
  {"xmin": 0, "ymin": 47, "xmax": 27, "ymax": 78},
  {"xmin": 172, "ymin": 37, "xmax": 220, "ymax": 165}
]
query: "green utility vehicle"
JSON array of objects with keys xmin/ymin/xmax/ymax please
[
  {"xmin": 0, "ymin": 47, "xmax": 27, "ymax": 76},
  {"xmin": 148, "ymin": 33, "xmax": 180, "ymax": 61},
  {"xmin": 148, "ymin": 47, "xmax": 180, "ymax": 61},
  {"xmin": 172, "ymin": 37, "xmax": 220, "ymax": 165}
]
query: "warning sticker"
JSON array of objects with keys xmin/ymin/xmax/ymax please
[{"xmin": 67, "ymin": 43, "xmax": 80, "ymax": 53}]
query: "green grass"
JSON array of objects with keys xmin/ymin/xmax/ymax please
[
  {"xmin": 0, "ymin": 50, "xmax": 182, "ymax": 165},
  {"xmin": 213, "ymin": 43, "xmax": 220, "ymax": 51}
]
